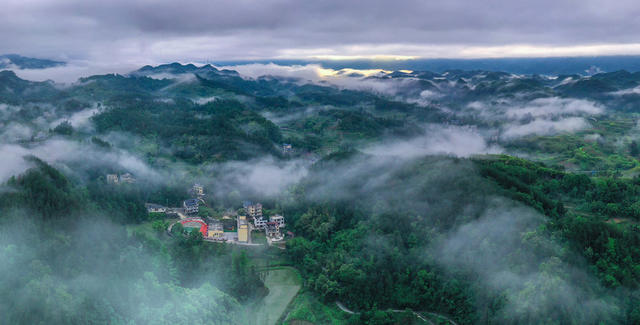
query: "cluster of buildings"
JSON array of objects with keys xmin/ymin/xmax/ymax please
[
  {"xmin": 146, "ymin": 183, "xmax": 288, "ymax": 244},
  {"xmin": 183, "ymin": 184, "xmax": 206, "ymax": 215},
  {"xmin": 243, "ymin": 201, "xmax": 285, "ymax": 241},
  {"xmin": 106, "ymin": 173, "xmax": 136, "ymax": 184}
]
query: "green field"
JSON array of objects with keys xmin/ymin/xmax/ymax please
[{"xmin": 243, "ymin": 267, "xmax": 302, "ymax": 325}]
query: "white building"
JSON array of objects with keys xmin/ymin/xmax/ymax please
[
  {"xmin": 254, "ymin": 216, "xmax": 267, "ymax": 229},
  {"xmin": 145, "ymin": 203, "xmax": 167, "ymax": 213},
  {"xmin": 265, "ymin": 221, "xmax": 283, "ymax": 240},
  {"xmin": 106, "ymin": 174, "xmax": 119, "ymax": 184},
  {"xmin": 120, "ymin": 173, "xmax": 136, "ymax": 183},
  {"xmin": 269, "ymin": 215, "xmax": 285, "ymax": 228}
]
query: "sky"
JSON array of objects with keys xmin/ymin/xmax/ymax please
[{"xmin": 2, "ymin": 0, "xmax": 640, "ymax": 65}]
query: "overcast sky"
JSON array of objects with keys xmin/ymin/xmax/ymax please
[{"xmin": 3, "ymin": 0, "xmax": 640, "ymax": 65}]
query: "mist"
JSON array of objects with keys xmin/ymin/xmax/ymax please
[
  {"xmin": 0, "ymin": 209, "xmax": 240, "ymax": 324},
  {"xmin": 364, "ymin": 124, "xmax": 502, "ymax": 158},
  {"xmin": 286, "ymin": 149, "xmax": 624, "ymax": 322},
  {"xmin": 435, "ymin": 202, "xmax": 618, "ymax": 322}
]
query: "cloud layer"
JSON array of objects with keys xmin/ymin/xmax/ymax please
[{"xmin": 3, "ymin": 0, "xmax": 640, "ymax": 64}]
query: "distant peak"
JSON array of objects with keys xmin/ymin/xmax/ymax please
[{"xmin": 0, "ymin": 54, "xmax": 65, "ymax": 69}]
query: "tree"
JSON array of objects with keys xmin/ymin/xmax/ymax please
[
  {"xmin": 52, "ymin": 121, "xmax": 74, "ymax": 135},
  {"xmin": 630, "ymin": 141, "xmax": 639, "ymax": 157}
]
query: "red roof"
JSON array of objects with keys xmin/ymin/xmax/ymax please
[{"xmin": 179, "ymin": 218, "xmax": 208, "ymax": 237}]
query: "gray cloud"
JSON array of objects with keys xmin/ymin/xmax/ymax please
[{"xmin": 2, "ymin": 1, "xmax": 640, "ymax": 64}]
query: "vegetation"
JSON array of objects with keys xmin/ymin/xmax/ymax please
[{"xmin": 0, "ymin": 160, "xmax": 265, "ymax": 324}]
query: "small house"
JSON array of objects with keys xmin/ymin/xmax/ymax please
[
  {"xmin": 282, "ymin": 143, "xmax": 293, "ymax": 154},
  {"xmin": 145, "ymin": 203, "xmax": 167, "ymax": 213},
  {"xmin": 120, "ymin": 173, "xmax": 136, "ymax": 184}
]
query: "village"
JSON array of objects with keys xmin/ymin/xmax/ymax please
[{"xmin": 142, "ymin": 183, "xmax": 290, "ymax": 246}]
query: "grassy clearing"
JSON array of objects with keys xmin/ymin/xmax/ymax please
[{"xmin": 253, "ymin": 231, "xmax": 268, "ymax": 245}]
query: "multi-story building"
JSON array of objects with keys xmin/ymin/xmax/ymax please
[
  {"xmin": 192, "ymin": 184, "xmax": 204, "ymax": 197},
  {"xmin": 243, "ymin": 201, "xmax": 263, "ymax": 219},
  {"xmin": 106, "ymin": 174, "xmax": 119, "ymax": 184},
  {"xmin": 270, "ymin": 215, "xmax": 285, "ymax": 228},
  {"xmin": 183, "ymin": 199, "xmax": 199, "ymax": 214},
  {"xmin": 254, "ymin": 216, "xmax": 267, "ymax": 229},
  {"xmin": 265, "ymin": 221, "xmax": 282, "ymax": 240},
  {"xmin": 237, "ymin": 216, "xmax": 249, "ymax": 243}
]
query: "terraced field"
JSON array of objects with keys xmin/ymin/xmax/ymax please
[{"xmin": 244, "ymin": 267, "xmax": 302, "ymax": 325}]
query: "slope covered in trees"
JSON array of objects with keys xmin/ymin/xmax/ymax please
[{"xmin": 0, "ymin": 159, "xmax": 265, "ymax": 324}]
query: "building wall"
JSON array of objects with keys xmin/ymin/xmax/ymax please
[
  {"xmin": 238, "ymin": 226, "xmax": 248, "ymax": 242},
  {"xmin": 208, "ymin": 229, "xmax": 223, "ymax": 238}
]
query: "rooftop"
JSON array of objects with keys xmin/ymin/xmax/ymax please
[
  {"xmin": 145, "ymin": 203, "xmax": 165, "ymax": 209},
  {"xmin": 184, "ymin": 199, "xmax": 199, "ymax": 206},
  {"xmin": 208, "ymin": 222, "xmax": 223, "ymax": 231}
]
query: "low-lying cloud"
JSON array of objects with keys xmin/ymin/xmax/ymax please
[
  {"xmin": 502, "ymin": 117, "xmax": 590, "ymax": 139},
  {"xmin": 204, "ymin": 156, "xmax": 311, "ymax": 199},
  {"xmin": 10, "ymin": 60, "xmax": 139, "ymax": 84},
  {"xmin": 217, "ymin": 63, "xmax": 417, "ymax": 96},
  {"xmin": 504, "ymin": 97, "xmax": 603, "ymax": 118},
  {"xmin": 436, "ymin": 202, "xmax": 618, "ymax": 322},
  {"xmin": 462, "ymin": 97, "xmax": 602, "ymax": 140},
  {"xmin": 365, "ymin": 125, "xmax": 502, "ymax": 158},
  {"xmin": 0, "ymin": 138, "xmax": 161, "ymax": 184}
]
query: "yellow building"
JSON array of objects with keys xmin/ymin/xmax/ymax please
[
  {"xmin": 207, "ymin": 222, "xmax": 224, "ymax": 239},
  {"xmin": 237, "ymin": 215, "xmax": 249, "ymax": 243}
]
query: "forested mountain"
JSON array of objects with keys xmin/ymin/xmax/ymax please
[
  {"xmin": 0, "ymin": 54, "xmax": 65, "ymax": 69},
  {"xmin": 3, "ymin": 62, "xmax": 640, "ymax": 324}
]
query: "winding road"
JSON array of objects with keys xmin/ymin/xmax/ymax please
[{"xmin": 335, "ymin": 301, "xmax": 458, "ymax": 325}]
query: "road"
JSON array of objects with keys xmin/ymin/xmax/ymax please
[{"xmin": 335, "ymin": 301, "xmax": 458, "ymax": 325}]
